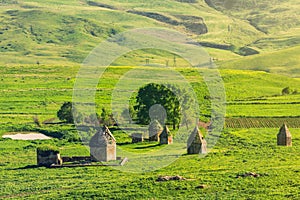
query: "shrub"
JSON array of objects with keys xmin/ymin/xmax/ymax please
[{"xmin": 282, "ymin": 87, "xmax": 291, "ymax": 95}]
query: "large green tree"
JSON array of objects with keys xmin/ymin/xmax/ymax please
[
  {"xmin": 135, "ymin": 83, "xmax": 190, "ymax": 130},
  {"xmin": 57, "ymin": 102, "xmax": 74, "ymax": 123}
]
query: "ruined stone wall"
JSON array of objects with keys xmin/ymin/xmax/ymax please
[
  {"xmin": 132, "ymin": 133, "xmax": 144, "ymax": 143},
  {"xmin": 37, "ymin": 150, "xmax": 62, "ymax": 167}
]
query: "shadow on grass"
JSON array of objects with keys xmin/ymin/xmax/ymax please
[
  {"xmin": 134, "ymin": 143, "xmax": 161, "ymax": 149},
  {"xmin": 10, "ymin": 165, "xmax": 39, "ymax": 170},
  {"xmin": 117, "ymin": 142, "xmax": 132, "ymax": 146}
]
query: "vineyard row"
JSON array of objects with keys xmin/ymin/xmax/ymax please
[{"xmin": 225, "ymin": 118, "xmax": 300, "ymax": 128}]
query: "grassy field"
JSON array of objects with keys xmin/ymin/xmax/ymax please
[
  {"xmin": 1, "ymin": 0, "xmax": 300, "ymax": 199},
  {"xmin": 0, "ymin": 64, "xmax": 299, "ymax": 199},
  {"xmin": 0, "ymin": 128, "xmax": 299, "ymax": 199},
  {"xmin": 0, "ymin": 65, "xmax": 300, "ymax": 128}
]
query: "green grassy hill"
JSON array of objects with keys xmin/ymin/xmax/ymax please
[
  {"xmin": 206, "ymin": 0, "xmax": 300, "ymax": 34},
  {"xmin": 1, "ymin": 0, "xmax": 299, "ymax": 72},
  {"xmin": 219, "ymin": 46, "xmax": 300, "ymax": 77}
]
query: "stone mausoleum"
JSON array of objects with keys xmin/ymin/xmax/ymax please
[
  {"xmin": 159, "ymin": 125, "xmax": 173, "ymax": 145},
  {"xmin": 187, "ymin": 126, "xmax": 207, "ymax": 154},
  {"xmin": 277, "ymin": 124, "xmax": 292, "ymax": 146},
  {"xmin": 89, "ymin": 126, "xmax": 116, "ymax": 162}
]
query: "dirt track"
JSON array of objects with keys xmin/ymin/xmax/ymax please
[{"xmin": 2, "ymin": 132, "xmax": 52, "ymax": 140}]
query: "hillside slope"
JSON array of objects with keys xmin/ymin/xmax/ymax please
[
  {"xmin": 0, "ymin": 0, "xmax": 299, "ymax": 78},
  {"xmin": 219, "ymin": 46, "xmax": 300, "ymax": 77},
  {"xmin": 206, "ymin": 0, "xmax": 300, "ymax": 51}
]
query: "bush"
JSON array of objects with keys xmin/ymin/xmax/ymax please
[{"xmin": 282, "ymin": 87, "xmax": 291, "ymax": 95}]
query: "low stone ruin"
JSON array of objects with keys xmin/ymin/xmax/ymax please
[
  {"xmin": 277, "ymin": 124, "xmax": 292, "ymax": 146},
  {"xmin": 187, "ymin": 126, "xmax": 207, "ymax": 154},
  {"xmin": 62, "ymin": 156, "xmax": 91, "ymax": 163},
  {"xmin": 37, "ymin": 148, "xmax": 62, "ymax": 167},
  {"xmin": 156, "ymin": 175, "xmax": 186, "ymax": 182},
  {"xmin": 236, "ymin": 172, "xmax": 261, "ymax": 178},
  {"xmin": 131, "ymin": 133, "xmax": 144, "ymax": 143}
]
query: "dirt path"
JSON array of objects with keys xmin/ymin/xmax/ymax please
[{"xmin": 2, "ymin": 132, "xmax": 52, "ymax": 140}]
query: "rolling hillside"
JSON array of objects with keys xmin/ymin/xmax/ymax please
[
  {"xmin": 0, "ymin": 0, "xmax": 298, "ymax": 74},
  {"xmin": 1, "ymin": 2, "xmax": 300, "ymax": 199},
  {"xmin": 220, "ymin": 46, "xmax": 300, "ymax": 77}
]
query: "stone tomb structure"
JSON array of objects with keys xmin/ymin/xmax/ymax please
[
  {"xmin": 277, "ymin": 124, "xmax": 292, "ymax": 146},
  {"xmin": 159, "ymin": 125, "xmax": 173, "ymax": 145},
  {"xmin": 89, "ymin": 126, "xmax": 117, "ymax": 162},
  {"xmin": 148, "ymin": 120, "xmax": 163, "ymax": 142},
  {"xmin": 187, "ymin": 126, "xmax": 207, "ymax": 154},
  {"xmin": 37, "ymin": 149, "xmax": 62, "ymax": 167},
  {"xmin": 131, "ymin": 133, "xmax": 144, "ymax": 143}
]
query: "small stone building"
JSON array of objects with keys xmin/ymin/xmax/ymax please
[
  {"xmin": 37, "ymin": 149, "xmax": 62, "ymax": 167},
  {"xmin": 187, "ymin": 126, "xmax": 207, "ymax": 154},
  {"xmin": 277, "ymin": 124, "xmax": 292, "ymax": 146},
  {"xmin": 89, "ymin": 126, "xmax": 116, "ymax": 162},
  {"xmin": 131, "ymin": 133, "xmax": 144, "ymax": 143},
  {"xmin": 148, "ymin": 120, "xmax": 163, "ymax": 142},
  {"xmin": 159, "ymin": 125, "xmax": 173, "ymax": 145}
]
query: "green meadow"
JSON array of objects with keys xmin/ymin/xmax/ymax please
[
  {"xmin": 0, "ymin": 65, "xmax": 300, "ymax": 199},
  {"xmin": 0, "ymin": 0, "xmax": 300, "ymax": 199},
  {"xmin": 0, "ymin": 65, "xmax": 299, "ymax": 127},
  {"xmin": 1, "ymin": 128, "xmax": 299, "ymax": 199}
]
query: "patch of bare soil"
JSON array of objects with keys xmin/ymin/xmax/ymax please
[{"xmin": 2, "ymin": 132, "xmax": 52, "ymax": 140}]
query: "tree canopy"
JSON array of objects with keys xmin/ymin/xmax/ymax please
[
  {"xmin": 134, "ymin": 83, "xmax": 192, "ymax": 130},
  {"xmin": 57, "ymin": 102, "xmax": 74, "ymax": 123}
]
